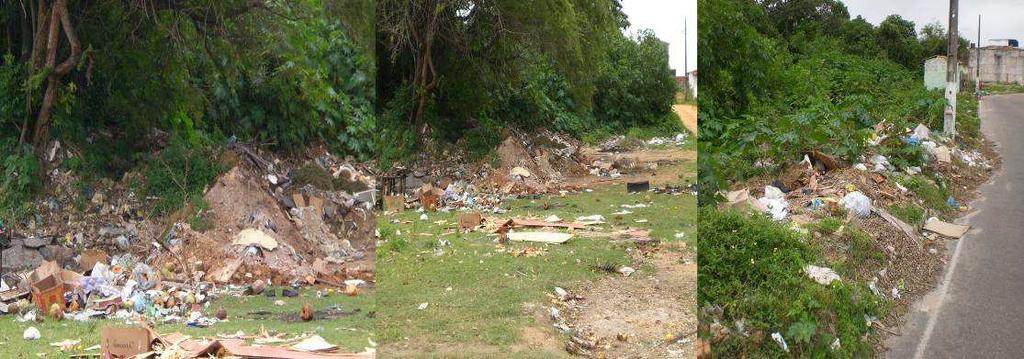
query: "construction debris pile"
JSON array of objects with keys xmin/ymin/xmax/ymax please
[
  {"xmin": 378, "ymin": 130, "xmax": 692, "ymax": 215},
  {"xmin": 0, "ymin": 142, "xmax": 378, "ymax": 356}
]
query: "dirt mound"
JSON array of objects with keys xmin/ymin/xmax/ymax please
[
  {"xmin": 155, "ymin": 154, "xmax": 377, "ymax": 285},
  {"xmin": 484, "ymin": 132, "xmax": 589, "ymax": 193}
]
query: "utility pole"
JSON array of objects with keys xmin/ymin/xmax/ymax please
[
  {"xmin": 976, "ymin": 14, "xmax": 981, "ymax": 94},
  {"xmin": 684, "ymin": 17, "xmax": 688, "ymax": 74},
  {"xmin": 944, "ymin": 0, "xmax": 959, "ymax": 136}
]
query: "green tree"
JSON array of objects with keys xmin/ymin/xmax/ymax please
[{"xmin": 876, "ymin": 14, "xmax": 922, "ymax": 69}]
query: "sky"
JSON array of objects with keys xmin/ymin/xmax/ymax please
[
  {"xmin": 621, "ymin": 0, "xmax": 697, "ymax": 74},
  {"xmin": 844, "ymin": 0, "xmax": 1024, "ymax": 46}
]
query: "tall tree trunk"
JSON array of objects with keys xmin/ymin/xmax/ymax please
[
  {"xmin": 19, "ymin": 0, "xmax": 80, "ymax": 165},
  {"xmin": 408, "ymin": 1, "xmax": 438, "ymax": 139},
  {"xmin": 20, "ymin": 1, "xmax": 48, "ymax": 145}
]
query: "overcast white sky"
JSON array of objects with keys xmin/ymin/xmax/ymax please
[
  {"xmin": 621, "ymin": 0, "xmax": 697, "ymax": 74},
  {"xmin": 844, "ymin": 0, "xmax": 1024, "ymax": 45}
]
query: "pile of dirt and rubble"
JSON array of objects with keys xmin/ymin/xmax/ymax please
[
  {"xmin": 552, "ymin": 242, "xmax": 697, "ymax": 359},
  {"xmin": 0, "ymin": 141, "xmax": 377, "ymax": 357},
  {"xmin": 378, "ymin": 129, "xmax": 691, "ymax": 213},
  {"xmin": 711, "ymin": 123, "xmax": 999, "ymax": 353}
]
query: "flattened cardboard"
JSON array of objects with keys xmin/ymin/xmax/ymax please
[
  {"xmin": 100, "ymin": 327, "xmax": 152, "ymax": 357},
  {"xmin": 80, "ymin": 249, "xmax": 109, "ymax": 272},
  {"xmin": 924, "ymin": 220, "xmax": 969, "ymax": 238}
]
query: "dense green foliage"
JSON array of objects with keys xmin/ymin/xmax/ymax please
[
  {"xmin": 698, "ymin": 0, "xmax": 979, "ymax": 204},
  {"xmin": 699, "ymin": 209, "xmax": 880, "ymax": 357},
  {"xmin": 376, "ymin": 0, "xmax": 682, "ymax": 165},
  {"xmin": 0, "ymin": 0, "xmax": 375, "ymax": 219}
]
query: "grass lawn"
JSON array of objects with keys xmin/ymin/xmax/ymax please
[
  {"xmin": 0, "ymin": 288, "xmax": 375, "ymax": 357},
  {"xmin": 376, "ymin": 183, "xmax": 696, "ymax": 356}
]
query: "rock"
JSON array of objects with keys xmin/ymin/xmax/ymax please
[
  {"xmin": 2, "ymin": 245, "xmax": 44, "ymax": 272},
  {"xmin": 510, "ymin": 167, "xmax": 532, "ymax": 179},
  {"xmin": 282, "ymin": 288, "xmax": 299, "ymax": 297},
  {"xmin": 312, "ymin": 258, "xmax": 337, "ymax": 276},
  {"xmin": 215, "ymin": 306, "xmax": 227, "ymax": 320},
  {"xmin": 22, "ymin": 236, "xmax": 48, "ymax": 249},
  {"xmin": 39, "ymin": 245, "xmax": 71, "ymax": 267},
  {"xmin": 804, "ymin": 265, "xmax": 841, "ymax": 285},
  {"xmin": 249, "ymin": 280, "xmax": 267, "ymax": 295}
]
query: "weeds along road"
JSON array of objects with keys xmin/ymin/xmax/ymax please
[{"xmin": 888, "ymin": 93, "xmax": 1024, "ymax": 358}]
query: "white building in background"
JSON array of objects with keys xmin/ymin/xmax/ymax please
[
  {"xmin": 923, "ymin": 56, "xmax": 965, "ymax": 91},
  {"xmin": 969, "ymin": 44, "xmax": 1024, "ymax": 85}
]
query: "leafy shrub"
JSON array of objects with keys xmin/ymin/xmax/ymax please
[
  {"xmin": 699, "ymin": 208, "xmax": 880, "ymax": 357},
  {"xmin": 0, "ymin": 140, "xmax": 41, "ymax": 220},
  {"xmin": 142, "ymin": 140, "xmax": 226, "ymax": 216}
]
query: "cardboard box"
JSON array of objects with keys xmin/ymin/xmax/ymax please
[
  {"xmin": 30, "ymin": 274, "xmax": 64, "ymax": 313},
  {"xmin": 100, "ymin": 327, "xmax": 152, "ymax": 357}
]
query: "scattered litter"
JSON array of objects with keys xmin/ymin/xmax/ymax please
[
  {"xmin": 911, "ymin": 124, "xmax": 930, "ymax": 140},
  {"xmin": 626, "ymin": 181, "xmax": 650, "ymax": 193},
  {"xmin": 621, "ymin": 203, "xmax": 648, "ymax": 209},
  {"xmin": 840, "ymin": 191, "xmax": 872, "ymax": 218},
  {"xmin": 771, "ymin": 332, "xmax": 789, "ymax": 352},
  {"xmin": 618, "ymin": 267, "xmax": 636, "ymax": 277},
  {"xmin": 554, "ymin": 287, "xmax": 570, "ymax": 301},
  {"xmin": 417, "ymin": 302, "xmax": 429, "ymax": 310},
  {"xmin": 23, "ymin": 327, "xmax": 40, "ymax": 340},
  {"xmin": 49, "ymin": 339, "xmax": 80, "ymax": 352},
  {"xmin": 507, "ymin": 232, "xmax": 573, "ymax": 244},
  {"xmin": 291, "ymin": 335, "xmax": 337, "ymax": 352},
  {"xmin": 804, "ymin": 265, "xmax": 841, "ymax": 285},
  {"xmin": 575, "ymin": 215, "xmax": 606, "ymax": 225},
  {"xmin": 757, "ymin": 186, "xmax": 789, "ymax": 221}
]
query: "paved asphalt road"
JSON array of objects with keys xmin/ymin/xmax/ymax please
[{"xmin": 887, "ymin": 93, "xmax": 1024, "ymax": 358}]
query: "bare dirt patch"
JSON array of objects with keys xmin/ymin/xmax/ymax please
[
  {"xmin": 673, "ymin": 104, "xmax": 698, "ymax": 135},
  {"xmin": 563, "ymin": 242, "xmax": 697, "ymax": 358}
]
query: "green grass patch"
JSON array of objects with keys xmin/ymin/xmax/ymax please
[
  {"xmin": 0, "ymin": 288, "xmax": 375, "ymax": 356},
  {"xmin": 376, "ymin": 184, "xmax": 694, "ymax": 354},
  {"xmin": 889, "ymin": 202, "xmax": 925, "ymax": 225},
  {"xmin": 898, "ymin": 174, "xmax": 952, "ymax": 215}
]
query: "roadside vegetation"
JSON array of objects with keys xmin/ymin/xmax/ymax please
[{"xmin": 698, "ymin": 0, "xmax": 991, "ymax": 357}]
